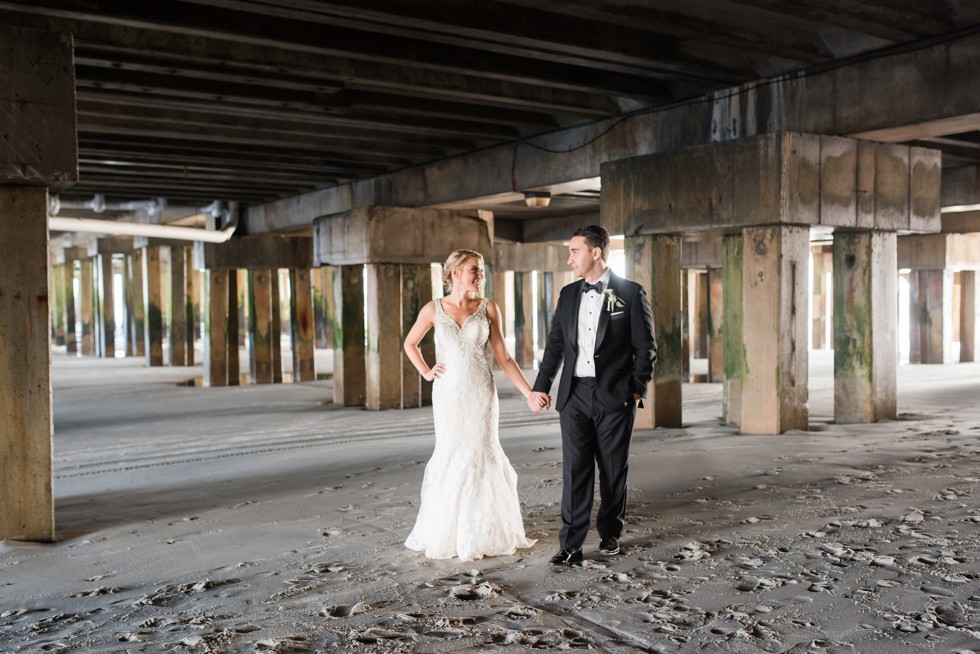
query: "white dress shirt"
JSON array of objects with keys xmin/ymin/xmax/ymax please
[{"xmin": 573, "ymin": 270, "xmax": 611, "ymax": 377}]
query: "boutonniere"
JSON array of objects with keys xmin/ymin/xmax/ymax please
[{"xmin": 603, "ymin": 288, "xmax": 625, "ymax": 312}]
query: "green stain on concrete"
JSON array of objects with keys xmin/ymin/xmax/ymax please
[
  {"xmin": 833, "ymin": 233, "xmax": 873, "ymax": 379},
  {"xmin": 722, "ymin": 235, "xmax": 748, "ymax": 380}
]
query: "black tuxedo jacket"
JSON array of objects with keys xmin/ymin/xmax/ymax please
[{"xmin": 532, "ymin": 271, "xmax": 657, "ymax": 413}]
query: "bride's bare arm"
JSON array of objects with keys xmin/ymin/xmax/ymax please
[
  {"xmin": 486, "ymin": 300, "xmax": 533, "ymax": 398},
  {"xmin": 403, "ymin": 301, "xmax": 445, "ymax": 381}
]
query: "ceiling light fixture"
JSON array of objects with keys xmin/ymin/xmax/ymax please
[{"xmin": 523, "ymin": 191, "xmax": 551, "ymax": 208}]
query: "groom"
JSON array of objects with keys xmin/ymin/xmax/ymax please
[{"xmin": 528, "ymin": 225, "xmax": 656, "ymax": 566}]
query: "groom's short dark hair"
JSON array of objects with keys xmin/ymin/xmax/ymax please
[{"xmin": 572, "ymin": 224, "xmax": 609, "ymax": 261}]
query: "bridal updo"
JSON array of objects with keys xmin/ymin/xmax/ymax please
[{"xmin": 442, "ymin": 248, "xmax": 484, "ymax": 291}]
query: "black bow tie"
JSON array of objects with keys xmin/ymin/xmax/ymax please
[{"xmin": 582, "ymin": 280, "xmax": 603, "ymax": 294}]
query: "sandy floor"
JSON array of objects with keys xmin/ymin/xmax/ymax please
[{"xmin": 2, "ymin": 351, "xmax": 979, "ymax": 653}]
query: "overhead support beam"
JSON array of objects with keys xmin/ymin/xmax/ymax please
[
  {"xmin": 246, "ymin": 30, "xmax": 978, "ymax": 234},
  {"xmin": 313, "ymin": 207, "xmax": 491, "ymax": 266},
  {"xmin": 602, "ymin": 132, "xmax": 942, "ymax": 236}
]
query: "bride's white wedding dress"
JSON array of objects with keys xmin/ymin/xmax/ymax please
[{"xmin": 405, "ymin": 298, "xmax": 536, "ymax": 561}]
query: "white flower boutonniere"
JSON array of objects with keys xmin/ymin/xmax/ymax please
[{"xmin": 604, "ymin": 288, "xmax": 625, "ymax": 312}]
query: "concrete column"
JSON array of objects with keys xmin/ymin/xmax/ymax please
[
  {"xmin": 63, "ymin": 261, "xmax": 77, "ymax": 354},
  {"xmin": 491, "ymin": 270, "xmax": 508, "ymax": 331},
  {"xmin": 739, "ymin": 226, "xmax": 810, "ymax": 434},
  {"xmin": 289, "ymin": 268, "xmax": 316, "ymax": 382},
  {"xmin": 513, "ymin": 271, "xmax": 534, "ymax": 368},
  {"xmin": 832, "ymin": 231, "xmax": 897, "ymax": 423},
  {"xmin": 169, "ymin": 245, "xmax": 188, "ymax": 366},
  {"xmin": 249, "ymin": 269, "xmax": 275, "ymax": 384},
  {"xmin": 236, "ymin": 269, "xmax": 248, "ymax": 349},
  {"xmin": 537, "ymin": 272, "xmax": 554, "ymax": 351},
  {"xmin": 401, "ymin": 263, "xmax": 434, "ymax": 408},
  {"xmin": 79, "ymin": 258, "xmax": 96, "ymax": 356},
  {"xmin": 313, "ymin": 266, "xmax": 330, "ymax": 349},
  {"xmin": 694, "ymin": 270, "xmax": 709, "ymax": 359},
  {"xmin": 128, "ymin": 250, "xmax": 146, "ymax": 358},
  {"xmin": 961, "ymin": 271, "xmax": 978, "ymax": 362},
  {"xmin": 184, "ymin": 252, "xmax": 197, "ymax": 366},
  {"xmin": 204, "ymin": 269, "xmax": 230, "ymax": 387},
  {"xmin": 98, "ymin": 254, "xmax": 115, "ymax": 358},
  {"xmin": 51, "ymin": 263, "xmax": 67, "ymax": 347},
  {"xmin": 227, "ymin": 269, "xmax": 240, "ymax": 385},
  {"xmin": 681, "ymin": 270, "xmax": 690, "ymax": 379},
  {"xmin": 722, "ymin": 235, "xmax": 744, "ymax": 425},
  {"xmin": 707, "ymin": 267, "xmax": 724, "ymax": 383},
  {"xmin": 627, "ymin": 234, "xmax": 683, "ymax": 429},
  {"xmin": 338, "ymin": 264, "xmax": 366, "ymax": 406},
  {"xmin": 142, "ymin": 246, "xmax": 164, "ymax": 366},
  {"xmin": 0, "ymin": 187, "xmax": 54, "ymax": 541},
  {"xmin": 811, "ymin": 244, "xmax": 833, "ymax": 350},
  {"xmin": 272, "ymin": 271, "xmax": 283, "ymax": 384},
  {"xmin": 364, "ymin": 263, "xmax": 402, "ymax": 410},
  {"xmin": 909, "ymin": 269, "xmax": 954, "ymax": 364}
]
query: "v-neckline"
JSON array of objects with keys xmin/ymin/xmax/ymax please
[{"xmin": 439, "ymin": 298, "xmax": 482, "ymax": 329}]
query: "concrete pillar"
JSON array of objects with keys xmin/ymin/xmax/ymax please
[
  {"xmin": 738, "ymin": 226, "xmax": 810, "ymax": 434},
  {"xmin": 811, "ymin": 244, "xmax": 833, "ymax": 350},
  {"xmin": 249, "ymin": 268, "xmax": 275, "ymax": 384},
  {"xmin": 236, "ymin": 268, "xmax": 248, "ymax": 350},
  {"xmin": 961, "ymin": 271, "xmax": 978, "ymax": 362},
  {"xmin": 312, "ymin": 266, "xmax": 330, "ymax": 349},
  {"xmin": 694, "ymin": 270, "xmax": 709, "ymax": 359},
  {"xmin": 227, "ymin": 270, "xmax": 240, "ymax": 385},
  {"xmin": 401, "ymin": 263, "xmax": 434, "ymax": 408},
  {"xmin": 272, "ymin": 271, "xmax": 283, "ymax": 384},
  {"xmin": 98, "ymin": 254, "xmax": 115, "ymax": 358},
  {"xmin": 491, "ymin": 270, "xmax": 508, "ymax": 330},
  {"xmin": 832, "ymin": 231, "xmax": 897, "ymax": 423},
  {"xmin": 707, "ymin": 267, "xmax": 724, "ymax": 383},
  {"xmin": 338, "ymin": 264, "xmax": 366, "ymax": 406},
  {"xmin": 627, "ymin": 234, "xmax": 683, "ymax": 429},
  {"xmin": 204, "ymin": 269, "xmax": 230, "ymax": 387},
  {"xmin": 722, "ymin": 235, "xmax": 744, "ymax": 425},
  {"xmin": 128, "ymin": 251, "xmax": 146, "ymax": 358},
  {"xmin": 537, "ymin": 272, "xmax": 554, "ymax": 351},
  {"xmin": 0, "ymin": 187, "xmax": 54, "ymax": 541},
  {"xmin": 909, "ymin": 269, "xmax": 954, "ymax": 364},
  {"xmin": 289, "ymin": 268, "xmax": 316, "ymax": 382},
  {"xmin": 184, "ymin": 252, "xmax": 197, "ymax": 366},
  {"xmin": 51, "ymin": 263, "xmax": 67, "ymax": 347},
  {"xmin": 681, "ymin": 270, "xmax": 690, "ymax": 380},
  {"xmin": 79, "ymin": 258, "xmax": 96, "ymax": 356},
  {"xmin": 63, "ymin": 261, "xmax": 77, "ymax": 354},
  {"xmin": 513, "ymin": 271, "xmax": 534, "ymax": 368},
  {"xmin": 365, "ymin": 263, "xmax": 402, "ymax": 410},
  {"xmin": 169, "ymin": 246, "xmax": 186, "ymax": 366},
  {"xmin": 142, "ymin": 246, "xmax": 164, "ymax": 366}
]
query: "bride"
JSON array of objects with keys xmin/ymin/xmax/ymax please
[{"xmin": 402, "ymin": 249, "xmax": 545, "ymax": 561}]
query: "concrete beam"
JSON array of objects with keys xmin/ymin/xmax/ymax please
[
  {"xmin": 313, "ymin": 207, "xmax": 491, "ymax": 266},
  {"xmin": 940, "ymin": 165, "xmax": 980, "ymax": 208},
  {"xmin": 0, "ymin": 25, "xmax": 77, "ymax": 189},
  {"xmin": 493, "ymin": 241, "xmax": 569, "ymax": 272},
  {"xmin": 898, "ymin": 233, "xmax": 980, "ymax": 270},
  {"xmin": 601, "ymin": 133, "xmax": 941, "ymax": 236},
  {"xmin": 245, "ymin": 31, "xmax": 978, "ymax": 235},
  {"xmin": 195, "ymin": 235, "xmax": 312, "ymax": 270}
]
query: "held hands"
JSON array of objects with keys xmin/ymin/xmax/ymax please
[
  {"xmin": 527, "ymin": 391, "xmax": 551, "ymax": 413},
  {"xmin": 424, "ymin": 363, "xmax": 446, "ymax": 382}
]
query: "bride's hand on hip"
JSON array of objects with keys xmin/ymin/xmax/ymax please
[{"xmin": 424, "ymin": 363, "xmax": 446, "ymax": 381}]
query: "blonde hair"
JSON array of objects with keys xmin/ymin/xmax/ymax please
[{"xmin": 442, "ymin": 248, "xmax": 484, "ymax": 291}]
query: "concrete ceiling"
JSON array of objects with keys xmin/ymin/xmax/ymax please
[{"xmin": 4, "ymin": 1, "xmax": 980, "ymax": 225}]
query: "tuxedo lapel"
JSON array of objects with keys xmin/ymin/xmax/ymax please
[
  {"xmin": 593, "ymin": 273, "xmax": 618, "ymax": 351},
  {"xmin": 567, "ymin": 280, "xmax": 583, "ymax": 346}
]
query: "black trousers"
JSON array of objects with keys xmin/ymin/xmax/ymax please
[{"xmin": 557, "ymin": 376, "xmax": 636, "ymax": 550}]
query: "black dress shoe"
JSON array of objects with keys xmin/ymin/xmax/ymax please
[
  {"xmin": 549, "ymin": 548, "xmax": 583, "ymax": 566},
  {"xmin": 599, "ymin": 537, "xmax": 620, "ymax": 555}
]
